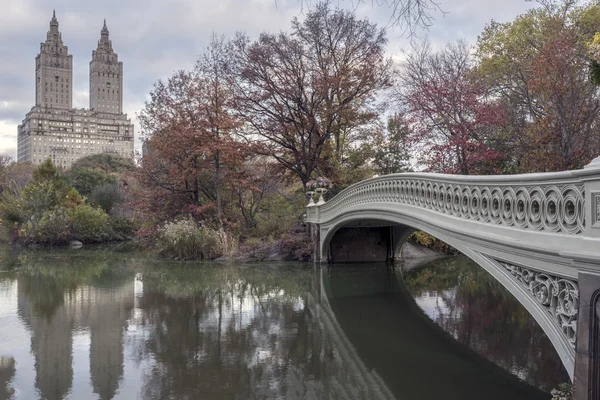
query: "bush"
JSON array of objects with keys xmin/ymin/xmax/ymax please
[
  {"xmin": 89, "ymin": 182, "xmax": 122, "ymax": 213},
  {"xmin": 0, "ymin": 191, "xmax": 25, "ymax": 225},
  {"xmin": 0, "ymin": 160, "xmax": 134, "ymax": 246},
  {"xmin": 408, "ymin": 231, "xmax": 457, "ymax": 255},
  {"xmin": 70, "ymin": 204, "xmax": 110, "ymax": 243},
  {"xmin": 252, "ymin": 192, "xmax": 304, "ymax": 238},
  {"xmin": 239, "ymin": 237, "xmax": 272, "ymax": 261},
  {"xmin": 18, "ymin": 207, "xmax": 71, "ymax": 245},
  {"xmin": 158, "ymin": 219, "xmax": 237, "ymax": 260},
  {"xmin": 280, "ymin": 228, "xmax": 312, "ymax": 261},
  {"xmin": 551, "ymin": 383, "xmax": 572, "ymax": 400},
  {"xmin": 66, "ymin": 167, "xmax": 115, "ymax": 197},
  {"xmin": 109, "ymin": 216, "xmax": 137, "ymax": 238}
]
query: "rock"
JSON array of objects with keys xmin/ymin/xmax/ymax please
[
  {"xmin": 264, "ymin": 252, "xmax": 285, "ymax": 262},
  {"xmin": 400, "ymin": 241, "xmax": 441, "ymax": 259},
  {"xmin": 69, "ymin": 240, "xmax": 83, "ymax": 248},
  {"xmin": 398, "ymin": 241, "xmax": 447, "ymax": 272}
]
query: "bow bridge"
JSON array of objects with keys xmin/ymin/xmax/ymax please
[{"xmin": 304, "ymin": 158, "xmax": 600, "ymax": 400}]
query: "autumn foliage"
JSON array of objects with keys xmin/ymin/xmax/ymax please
[
  {"xmin": 398, "ymin": 41, "xmax": 508, "ymax": 174},
  {"xmin": 123, "ymin": 0, "xmax": 600, "ymax": 259}
]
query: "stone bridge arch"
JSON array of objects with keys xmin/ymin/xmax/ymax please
[
  {"xmin": 318, "ymin": 210, "xmax": 577, "ymax": 378},
  {"xmin": 305, "ymin": 158, "xmax": 600, "ymax": 399}
]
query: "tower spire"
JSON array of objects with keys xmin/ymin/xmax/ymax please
[
  {"xmin": 100, "ymin": 19, "xmax": 109, "ymax": 41},
  {"xmin": 49, "ymin": 9, "xmax": 59, "ymax": 35}
]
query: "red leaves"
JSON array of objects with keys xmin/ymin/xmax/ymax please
[
  {"xmin": 135, "ymin": 37, "xmax": 250, "ymax": 225},
  {"xmin": 400, "ymin": 41, "xmax": 508, "ymax": 175}
]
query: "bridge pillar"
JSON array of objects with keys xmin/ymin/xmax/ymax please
[
  {"xmin": 574, "ymin": 272, "xmax": 600, "ymax": 400},
  {"xmin": 310, "ymin": 223, "xmax": 321, "ymax": 263}
]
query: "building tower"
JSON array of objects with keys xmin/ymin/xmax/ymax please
[
  {"xmin": 35, "ymin": 10, "xmax": 73, "ymax": 109},
  {"xmin": 89, "ymin": 20, "xmax": 123, "ymax": 114},
  {"xmin": 18, "ymin": 12, "xmax": 134, "ymax": 166}
]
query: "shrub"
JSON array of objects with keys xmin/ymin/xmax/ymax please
[
  {"xmin": 0, "ymin": 191, "xmax": 25, "ymax": 225},
  {"xmin": 216, "ymin": 228, "xmax": 238, "ymax": 259},
  {"xmin": 408, "ymin": 231, "xmax": 457, "ymax": 255},
  {"xmin": 551, "ymin": 383, "xmax": 572, "ymax": 400},
  {"xmin": 0, "ymin": 160, "xmax": 134, "ymax": 246},
  {"xmin": 239, "ymin": 237, "xmax": 272, "ymax": 261},
  {"xmin": 89, "ymin": 182, "xmax": 122, "ymax": 213},
  {"xmin": 70, "ymin": 204, "xmax": 110, "ymax": 243},
  {"xmin": 66, "ymin": 167, "xmax": 115, "ymax": 197},
  {"xmin": 158, "ymin": 219, "xmax": 236, "ymax": 260},
  {"xmin": 280, "ymin": 228, "xmax": 312, "ymax": 261},
  {"xmin": 252, "ymin": 193, "xmax": 304, "ymax": 238},
  {"xmin": 109, "ymin": 216, "xmax": 136, "ymax": 238},
  {"xmin": 18, "ymin": 207, "xmax": 71, "ymax": 245}
]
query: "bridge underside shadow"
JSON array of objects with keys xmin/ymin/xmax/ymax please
[
  {"xmin": 321, "ymin": 266, "xmax": 553, "ymax": 400},
  {"xmin": 314, "ymin": 214, "xmax": 582, "ymax": 381}
]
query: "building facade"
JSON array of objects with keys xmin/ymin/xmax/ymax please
[{"xmin": 17, "ymin": 11, "xmax": 134, "ymax": 168}]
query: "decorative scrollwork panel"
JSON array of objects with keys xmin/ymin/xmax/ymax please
[{"xmin": 499, "ymin": 261, "xmax": 578, "ymax": 349}]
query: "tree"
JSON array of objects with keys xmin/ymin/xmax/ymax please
[
  {"xmin": 398, "ymin": 40, "xmax": 507, "ymax": 174},
  {"xmin": 66, "ymin": 154, "xmax": 133, "ymax": 213},
  {"xmin": 231, "ymin": 157, "xmax": 281, "ymax": 231},
  {"xmin": 66, "ymin": 168, "xmax": 115, "ymax": 197},
  {"xmin": 476, "ymin": 0, "xmax": 600, "ymax": 172},
  {"xmin": 70, "ymin": 154, "xmax": 135, "ymax": 174},
  {"xmin": 373, "ymin": 113, "xmax": 413, "ymax": 175},
  {"xmin": 233, "ymin": 2, "xmax": 392, "ymax": 188},
  {"xmin": 137, "ymin": 36, "xmax": 247, "ymax": 225},
  {"xmin": 298, "ymin": 0, "xmax": 443, "ymax": 36}
]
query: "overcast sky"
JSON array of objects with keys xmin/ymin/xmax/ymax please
[{"xmin": 0, "ymin": 0, "xmax": 537, "ymax": 159}]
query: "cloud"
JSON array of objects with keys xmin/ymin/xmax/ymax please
[{"xmin": 0, "ymin": 0, "xmax": 537, "ymax": 157}]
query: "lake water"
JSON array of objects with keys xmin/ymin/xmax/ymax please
[{"xmin": 0, "ymin": 246, "xmax": 569, "ymax": 399}]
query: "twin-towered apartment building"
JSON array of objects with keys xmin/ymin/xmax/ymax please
[{"xmin": 17, "ymin": 11, "xmax": 134, "ymax": 167}]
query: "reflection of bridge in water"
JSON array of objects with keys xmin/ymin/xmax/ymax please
[
  {"xmin": 17, "ymin": 278, "xmax": 134, "ymax": 400},
  {"xmin": 310, "ymin": 266, "xmax": 553, "ymax": 400},
  {"xmin": 306, "ymin": 158, "xmax": 600, "ymax": 399}
]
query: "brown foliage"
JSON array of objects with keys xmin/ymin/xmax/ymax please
[
  {"xmin": 136, "ymin": 36, "xmax": 250, "ymax": 225},
  {"xmin": 233, "ymin": 3, "xmax": 392, "ymax": 187}
]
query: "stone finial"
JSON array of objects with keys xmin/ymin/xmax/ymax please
[
  {"xmin": 101, "ymin": 19, "xmax": 109, "ymax": 35},
  {"xmin": 50, "ymin": 9, "xmax": 58, "ymax": 26}
]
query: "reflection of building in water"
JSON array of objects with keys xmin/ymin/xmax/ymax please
[
  {"xmin": 17, "ymin": 280, "xmax": 74, "ymax": 400},
  {"xmin": 83, "ymin": 285, "xmax": 133, "ymax": 400},
  {"xmin": 17, "ymin": 279, "xmax": 134, "ymax": 400},
  {"xmin": 0, "ymin": 356, "xmax": 16, "ymax": 399}
]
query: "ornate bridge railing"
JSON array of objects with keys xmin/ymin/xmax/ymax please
[{"xmin": 306, "ymin": 163, "xmax": 600, "ymax": 236}]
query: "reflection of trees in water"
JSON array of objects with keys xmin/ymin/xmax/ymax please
[
  {"xmin": 403, "ymin": 256, "xmax": 570, "ymax": 390},
  {"xmin": 0, "ymin": 357, "xmax": 15, "ymax": 400},
  {"xmin": 129, "ymin": 266, "xmax": 348, "ymax": 400}
]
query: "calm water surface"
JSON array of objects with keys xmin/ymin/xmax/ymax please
[{"xmin": 0, "ymin": 246, "xmax": 568, "ymax": 400}]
